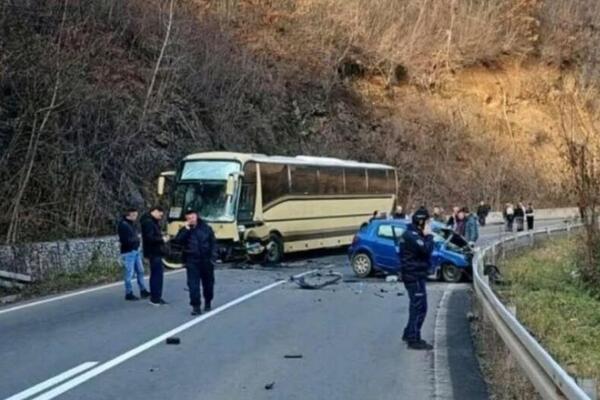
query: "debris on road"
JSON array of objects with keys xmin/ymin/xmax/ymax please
[
  {"xmin": 291, "ymin": 271, "xmax": 342, "ymax": 290},
  {"xmin": 466, "ymin": 312, "xmax": 477, "ymax": 322},
  {"xmin": 385, "ymin": 275, "xmax": 399, "ymax": 283},
  {"xmin": 380, "ymin": 288, "xmax": 388, "ymax": 293},
  {"xmin": 284, "ymin": 354, "xmax": 303, "ymax": 359},
  {"xmin": 166, "ymin": 337, "xmax": 180, "ymax": 345},
  {"xmin": 265, "ymin": 382, "xmax": 275, "ymax": 390},
  {"xmin": 397, "ymin": 292, "xmax": 404, "ymax": 296},
  {"xmin": 374, "ymin": 293, "xmax": 385, "ymax": 298}
]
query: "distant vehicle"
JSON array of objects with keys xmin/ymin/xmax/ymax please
[
  {"xmin": 157, "ymin": 152, "xmax": 398, "ymax": 266},
  {"xmin": 347, "ymin": 219, "xmax": 473, "ymax": 282}
]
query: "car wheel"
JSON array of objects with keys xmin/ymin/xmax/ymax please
[
  {"xmin": 265, "ymin": 234, "xmax": 284, "ymax": 264},
  {"xmin": 351, "ymin": 252, "xmax": 373, "ymax": 278},
  {"xmin": 441, "ymin": 263, "xmax": 463, "ymax": 283}
]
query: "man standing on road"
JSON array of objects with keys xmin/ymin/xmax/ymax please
[
  {"xmin": 141, "ymin": 206, "xmax": 168, "ymax": 306},
  {"xmin": 399, "ymin": 207, "xmax": 434, "ymax": 350},
  {"xmin": 174, "ymin": 209, "xmax": 217, "ymax": 316},
  {"xmin": 476, "ymin": 200, "xmax": 490, "ymax": 226},
  {"xmin": 118, "ymin": 207, "xmax": 150, "ymax": 301}
]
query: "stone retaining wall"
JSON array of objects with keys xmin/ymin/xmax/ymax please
[{"xmin": 0, "ymin": 236, "xmax": 120, "ymax": 280}]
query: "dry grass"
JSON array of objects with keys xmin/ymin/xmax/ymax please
[
  {"xmin": 2, "ymin": 0, "xmax": 600, "ymax": 242},
  {"xmin": 498, "ymin": 237, "xmax": 600, "ymax": 393}
]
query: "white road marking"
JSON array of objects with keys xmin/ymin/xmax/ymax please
[
  {"xmin": 4, "ymin": 362, "xmax": 98, "ymax": 400},
  {"xmin": 27, "ymin": 270, "xmax": 318, "ymax": 400},
  {"xmin": 0, "ymin": 270, "xmax": 186, "ymax": 316},
  {"xmin": 433, "ymin": 285, "xmax": 454, "ymax": 400}
]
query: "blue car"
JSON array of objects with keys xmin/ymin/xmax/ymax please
[{"xmin": 348, "ymin": 219, "xmax": 473, "ymax": 282}]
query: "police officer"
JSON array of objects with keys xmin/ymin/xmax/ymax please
[
  {"xmin": 399, "ymin": 207, "xmax": 435, "ymax": 350},
  {"xmin": 173, "ymin": 209, "xmax": 217, "ymax": 316}
]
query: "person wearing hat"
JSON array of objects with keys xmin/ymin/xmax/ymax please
[
  {"xmin": 398, "ymin": 207, "xmax": 435, "ymax": 350},
  {"xmin": 173, "ymin": 209, "xmax": 217, "ymax": 316},
  {"xmin": 140, "ymin": 206, "xmax": 168, "ymax": 306}
]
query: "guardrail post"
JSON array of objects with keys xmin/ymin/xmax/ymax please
[
  {"xmin": 529, "ymin": 232, "xmax": 534, "ymax": 247},
  {"xmin": 576, "ymin": 377, "xmax": 598, "ymax": 400},
  {"xmin": 546, "ymin": 227, "xmax": 551, "ymax": 238}
]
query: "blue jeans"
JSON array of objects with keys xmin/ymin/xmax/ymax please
[
  {"xmin": 403, "ymin": 278, "xmax": 428, "ymax": 342},
  {"xmin": 121, "ymin": 250, "xmax": 147, "ymax": 295},
  {"xmin": 149, "ymin": 256, "xmax": 164, "ymax": 302}
]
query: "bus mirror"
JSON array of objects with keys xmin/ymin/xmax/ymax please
[
  {"xmin": 226, "ymin": 175, "xmax": 235, "ymax": 196},
  {"xmin": 157, "ymin": 176, "xmax": 166, "ymax": 196}
]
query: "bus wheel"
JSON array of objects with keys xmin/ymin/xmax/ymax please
[
  {"xmin": 351, "ymin": 252, "xmax": 372, "ymax": 278},
  {"xmin": 441, "ymin": 263, "xmax": 463, "ymax": 283},
  {"xmin": 265, "ymin": 234, "xmax": 284, "ymax": 264}
]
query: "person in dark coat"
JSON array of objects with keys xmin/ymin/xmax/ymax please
[
  {"xmin": 515, "ymin": 202, "xmax": 525, "ymax": 232},
  {"xmin": 173, "ymin": 209, "xmax": 217, "ymax": 315},
  {"xmin": 454, "ymin": 208, "xmax": 467, "ymax": 237},
  {"xmin": 446, "ymin": 206, "xmax": 460, "ymax": 228},
  {"xmin": 526, "ymin": 203, "xmax": 535, "ymax": 230},
  {"xmin": 117, "ymin": 207, "xmax": 150, "ymax": 301},
  {"xmin": 398, "ymin": 207, "xmax": 435, "ymax": 350},
  {"xmin": 141, "ymin": 206, "xmax": 167, "ymax": 305},
  {"xmin": 476, "ymin": 201, "xmax": 490, "ymax": 226},
  {"xmin": 393, "ymin": 206, "xmax": 406, "ymax": 220}
]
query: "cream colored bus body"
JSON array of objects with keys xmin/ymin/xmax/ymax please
[{"xmin": 162, "ymin": 152, "xmax": 397, "ymax": 264}]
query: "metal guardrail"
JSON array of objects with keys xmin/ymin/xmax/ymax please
[{"xmin": 473, "ymin": 223, "xmax": 591, "ymax": 400}]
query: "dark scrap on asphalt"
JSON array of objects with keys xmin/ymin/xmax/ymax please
[
  {"xmin": 291, "ymin": 271, "xmax": 343, "ymax": 290},
  {"xmin": 166, "ymin": 337, "xmax": 181, "ymax": 345}
]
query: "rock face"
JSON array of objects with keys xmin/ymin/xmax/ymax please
[{"xmin": 0, "ymin": 236, "xmax": 120, "ymax": 280}]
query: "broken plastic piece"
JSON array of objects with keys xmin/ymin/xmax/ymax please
[
  {"xmin": 265, "ymin": 382, "xmax": 275, "ymax": 390},
  {"xmin": 284, "ymin": 354, "xmax": 303, "ymax": 359},
  {"xmin": 291, "ymin": 271, "xmax": 342, "ymax": 289},
  {"xmin": 166, "ymin": 337, "xmax": 180, "ymax": 345}
]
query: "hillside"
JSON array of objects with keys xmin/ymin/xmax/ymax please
[{"xmin": 1, "ymin": 0, "xmax": 599, "ymax": 242}]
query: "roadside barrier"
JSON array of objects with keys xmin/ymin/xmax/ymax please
[{"xmin": 473, "ymin": 223, "xmax": 592, "ymax": 400}]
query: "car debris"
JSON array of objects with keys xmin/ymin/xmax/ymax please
[
  {"xmin": 397, "ymin": 292, "xmax": 404, "ymax": 296},
  {"xmin": 291, "ymin": 271, "xmax": 342, "ymax": 290},
  {"xmin": 385, "ymin": 275, "xmax": 399, "ymax": 283},
  {"xmin": 264, "ymin": 382, "xmax": 275, "ymax": 390},
  {"xmin": 284, "ymin": 354, "xmax": 303, "ymax": 359},
  {"xmin": 166, "ymin": 337, "xmax": 180, "ymax": 345},
  {"xmin": 374, "ymin": 293, "xmax": 385, "ymax": 298}
]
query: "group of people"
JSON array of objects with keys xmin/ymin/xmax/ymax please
[
  {"xmin": 117, "ymin": 206, "xmax": 217, "ymax": 316},
  {"xmin": 502, "ymin": 202, "xmax": 535, "ymax": 232}
]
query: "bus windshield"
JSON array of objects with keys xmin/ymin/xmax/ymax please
[{"xmin": 169, "ymin": 161, "xmax": 240, "ymax": 222}]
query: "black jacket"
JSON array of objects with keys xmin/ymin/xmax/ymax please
[
  {"xmin": 398, "ymin": 224, "xmax": 434, "ymax": 282},
  {"xmin": 140, "ymin": 213, "xmax": 165, "ymax": 258},
  {"xmin": 173, "ymin": 220, "xmax": 217, "ymax": 265},
  {"xmin": 117, "ymin": 218, "xmax": 140, "ymax": 254}
]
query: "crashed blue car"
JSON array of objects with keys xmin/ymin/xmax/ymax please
[{"xmin": 348, "ymin": 219, "xmax": 473, "ymax": 282}]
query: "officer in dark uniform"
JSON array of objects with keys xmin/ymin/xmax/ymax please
[
  {"xmin": 173, "ymin": 209, "xmax": 217, "ymax": 316},
  {"xmin": 399, "ymin": 207, "xmax": 435, "ymax": 350}
]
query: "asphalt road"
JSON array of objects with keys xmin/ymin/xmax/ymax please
[{"xmin": 0, "ymin": 219, "xmax": 568, "ymax": 400}]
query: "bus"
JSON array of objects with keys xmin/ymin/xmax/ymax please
[{"xmin": 157, "ymin": 152, "xmax": 398, "ymax": 267}]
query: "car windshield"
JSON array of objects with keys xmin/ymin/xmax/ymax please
[{"xmin": 169, "ymin": 161, "xmax": 241, "ymax": 222}]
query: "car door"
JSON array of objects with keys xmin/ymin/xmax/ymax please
[{"xmin": 372, "ymin": 223, "xmax": 404, "ymax": 271}]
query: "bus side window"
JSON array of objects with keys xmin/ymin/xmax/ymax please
[
  {"xmin": 318, "ymin": 167, "xmax": 344, "ymax": 195},
  {"xmin": 368, "ymin": 169, "xmax": 388, "ymax": 194},
  {"xmin": 238, "ymin": 162, "xmax": 257, "ymax": 222},
  {"xmin": 290, "ymin": 165, "xmax": 318, "ymax": 195},
  {"xmin": 345, "ymin": 168, "xmax": 367, "ymax": 194},
  {"xmin": 261, "ymin": 163, "xmax": 289, "ymax": 205}
]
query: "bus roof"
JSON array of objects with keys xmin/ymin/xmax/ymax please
[{"xmin": 183, "ymin": 152, "xmax": 395, "ymax": 170}]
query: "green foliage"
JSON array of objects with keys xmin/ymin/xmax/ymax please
[{"xmin": 501, "ymin": 238, "xmax": 600, "ymax": 383}]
